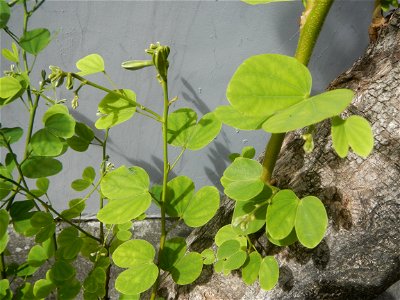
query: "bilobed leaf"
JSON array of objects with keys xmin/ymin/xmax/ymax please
[
  {"xmin": 61, "ymin": 198, "xmax": 85, "ymax": 220},
  {"xmin": 115, "ymin": 265, "xmax": 158, "ymax": 295},
  {"xmin": 21, "ymin": 157, "xmax": 62, "ymax": 178},
  {"xmin": 262, "ymin": 89, "xmax": 354, "ymax": 133},
  {"xmin": 182, "ymin": 186, "xmax": 220, "ymax": 227},
  {"xmin": 0, "ymin": 0, "xmax": 11, "ymax": 29},
  {"xmin": 215, "ymin": 224, "xmax": 247, "ymax": 248},
  {"xmin": 221, "ymin": 158, "xmax": 264, "ymax": 201},
  {"xmin": 167, "ymin": 108, "xmax": 197, "ymax": 147},
  {"xmin": 170, "ymin": 252, "xmax": 203, "ymax": 285},
  {"xmin": 30, "ymin": 128, "xmax": 64, "ymax": 157},
  {"xmin": 2, "ymin": 48, "xmax": 18, "ymax": 63},
  {"xmin": 186, "ymin": 112, "xmax": 221, "ymax": 150},
  {"xmin": 76, "ymin": 54, "xmax": 105, "ymax": 76},
  {"xmin": 216, "ymin": 240, "xmax": 247, "ymax": 271},
  {"xmin": 159, "ymin": 237, "xmax": 186, "ymax": 271},
  {"xmin": 33, "ymin": 279, "xmax": 55, "ymax": 299},
  {"xmin": 165, "ymin": 176, "xmax": 195, "ymax": 217},
  {"xmin": 19, "ymin": 28, "xmax": 51, "ymax": 55},
  {"xmin": 227, "ymin": 54, "xmax": 311, "ymax": 117},
  {"xmin": 43, "ymin": 104, "xmax": 69, "ymax": 123},
  {"xmin": 82, "ymin": 166, "xmax": 96, "ymax": 182},
  {"xmin": 45, "ymin": 113, "xmax": 76, "ymax": 139},
  {"xmin": 112, "ymin": 239, "xmax": 155, "ymax": 268},
  {"xmin": 0, "ymin": 76, "xmax": 22, "ymax": 99},
  {"xmin": 295, "ymin": 196, "xmax": 328, "ymax": 248},
  {"xmin": 27, "ymin": 245, "xmax": 47, "ymax": 267},
  {"xmin": 242, "ymin": 251, "xmax": 262, "ymax": 285},
  {"xmin": 214, "ymin": 105, "xmax": 266, "ymax": 130},
  {"xmin": 97, "ymin": 193, "xmax": 151, "ymax": 224},
  {"xmin": 266, "ymin": 189, "xmax": 299, "ymax": 240},
  {"xmin": 345, "ymin": 115, "xmax": 374, "ymax": 158},
  {"xmin": 71, "ymin": 179, "xmax": 91, "ymax": 191},
  {"xmin": 201, "ymin": 248, "xmax": 215, "ymax": 265},
  {"xmin": 95, "ymin": 89, "xmax": 136, "ymax": 129},
  {"xmin": 0, "ymin": 127, "xmax": 23, "ymax": 147},
  {"xmin": 241, "ymin": 146, "xmax": 256, "ymax": 159},
  {"xmin": 49, "ymin": 260, "xmax": 75, "ymax": 284},
  {"xmin": 259, "ymin": 256, "xmax": 279, "ymax": 291}
]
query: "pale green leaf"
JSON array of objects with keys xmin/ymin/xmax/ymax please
[
  {"xmin": 115, "ymin": 265, "xmax": 158, "ymax": 295},
  {"xmin": 262, "ymin": 89, "xmax": 354, "ymax": 133},
  {"xmin": 259, "ymin": 256, "xmax": 279, "ymax": 291},
  {"xmin": 227, "ymin": 54, "xmax": 311, "ymax": 117},
  {"xmin": 95, "ymin": 89, "xmax": 136, "ymax": 129},
  {"xmin": 201, "ymin": 248, "xmax": 215, "ymax": 265},
  {"xmin": 2, "ymin": 48, "xmax": 18, "ymax": 63},
  {"xmin": 170, "ymin": 252, "xmax": 203, "ymax": 285},
  {"xmin": 186, "ymin": 112, "xmax": 221, "ymax": 150},
  {"xmin": 345, "ymin": 115, "xmax": 374, "ymax": 158},
  {"xmin": 76, "ymin": 54, "xmax": 105, "ymax": 76},
  {"xmin": 112, "ymin": 239, "xmax": 155, "ymax": 268},
  {"xmin": 242, "ymin": 251, "xmax": 262, "ymax": 285},
  {"xmin": 167, "ymin": 108, "xmax": 197, "ymax": 147},
  {"xmin": 266, "ymin": 189, "xmax": 299, "ymax": 240},
  {"xmin": 295, "ymin": 196, "xmax": 328, "ymax": 248},
  {"xmin": 331, "ymin": 116, "xmax": 348, "ymax": 158},
  {"xmin": 0, "ymin": 76, "xmax": 22, "ymax": 98},
  {"xmin": 27, "ymin": 245, "xmax": 47, "ymax": 267},
  {"xmin": 215, "ymin": 224, "xmax": 247, "ymax": 248},
  {"xmin": 43, "ymin": 104, "xmax": 69, "ymax": 123},
  {"xmin": 267, "ymin": 228, "xmax": 298, "ymax": 246},
  {"xmin": 33, "ymin": 279, "xmax": 55, "ymax": 299},
  {"xmin": 214, "ymin": 105, "xmax": 266, "ymax": 130},
  {"xmin": 217, "ymin": 240, "xmax": 247, "ymax": 271},
  {"xmin": 165, "ymin": 176, "xmax": 195, "ymax": 218}
]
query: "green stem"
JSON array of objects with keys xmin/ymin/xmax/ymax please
[
  {"xmin": 261, "ymin": 0, "xmax": 334, "ymax": 184},
  {"xmin": 99, "ymin": 129, "xmax": 109, "ymax": 244},
  {"xmin": 69, "ymin": 73, "xmax": 162, "ymax": 121},
  {"xmin": 150, "ymin": 79, "xmax": 170, "ymax": 300}
]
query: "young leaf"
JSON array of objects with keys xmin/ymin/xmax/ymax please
[
  {"xmin": 216, "ymin": 240, "xmax": 247, "ymax": 272},
  {"xmin": 214, "ymin": 105, "xmax": 266, "ymax": 130},
  {"xmin": 21, "ymin": 157, "xmax": 63, "ymax": 178},
  {"xmin": 95, "ymin": 89, "xmax": 136, "ymax": 129},
  {"xmin": 266, "ymin": 189, "xmax": 299, "ymax": 240},
  {"xmin": 76, "ymin": 54, "xmax": 105, "ymax": 76},
  {"xmin": 0, "ymin": 0, "xmax": 11, "ymax": 29},
  {"xmin": 262, "ymin": 89, "xmax": 354, "ymax": 133},
  {"xmin": 221, "ymin": 157, "xmax": 264, "ymax": 201},
  {"xmin": 215, "ymin": 224, "xmax": 247, "ymax": 248},
  {"xmin": 0, "ymin": 127, "xmax": 23, "ymax": 147},
  {"xmin": 241, "ymin": 146, "xmax": 256, "ymax": 159},
  {"xmin": 259, "ymin": 256, "xmax": 279, "ymax": 291},
  {"xmin": 2, "ymin": 48, "xmax": 18, "ymax": 63},
  {"xmin": 201, "ymin": 248, "xmax": 215, "ymax": 265},
  {"xmin": 82, "ymin": 166, "xmax": 96, "ymax": 182},
  {"xmin": 227, "ymin": 54, "xmax": 311, "ymax": 117},
  {"xmin": 331, "ymin": 116, "xmax": 348, "ymax": 158},
  {"xmin": 344, "ymin": 115, "xmax": 374, "ymax": 158},
  {"xmin": 113, "ymin": 239, "xmax": 155, "ymax": 268},
  {"xmin": 43, "ymin": 104, "xmax": 69, "ymax": 123},
  {"xmin": 295, "ymin": 196, "xmax": 328, "ymax": 248},
  {"xmin": 33, "ymin": 279, "xmax": 55, "ymax": 299},
  {"xmin": 60, "ymin": 198, "xmax": 85, "ymax": 220},
  {"xmin": 186, "ymin": 112, "xmax": 221, "ymax": 150},
  {"xmin": 167, "ymin": 108, "xmax": 197, "ymax": 147},
  {"xmin": 242, "ymin": 251, "xmax": 262, "ymax": 285},
  {"xmin": 0, "ymin": 279, "xmax": 10, "ymax": 298},
  {"xmin": 71, "ymin": 179, "xmax": 91, "ymax": 191},
  {"xmin": 30, "ymin": 128, "xmax": 64, "ymax": 157},
  {"xmin": 19, "ymin": 28, "xmax": 51, "ymax": 55},
  {"xmin": 0, "ymin": 77, "xmax": 22, "ymax": 99}
]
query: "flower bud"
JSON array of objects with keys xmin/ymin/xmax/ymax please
[{"xmin": 121, "ymin": 60, "xmax": 153, "ymax": 71}]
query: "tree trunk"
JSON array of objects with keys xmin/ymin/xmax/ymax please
[{"xmin": 159, "ymin": 9, "xmax": 400, "ymax": 300}]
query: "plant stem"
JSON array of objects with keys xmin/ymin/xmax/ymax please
[
  {"xmin": 150, "ymin": 79, "xmax": 170, "ymax": 300},
  {"xmin": 261, "ymin": 0, "xmax": 334, "ymax": 184}
]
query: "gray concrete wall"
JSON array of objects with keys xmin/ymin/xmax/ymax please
[{"xmin": 1, "ymin": 1, "xmax": 374, "ymax": 215}]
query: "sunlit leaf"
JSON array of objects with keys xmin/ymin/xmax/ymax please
[
  {"xmin": 61, "ymin": 198, "xmax": 85, "ymax": 220},
  {"xmin": 214, "ymin": 105, "xmax": 266, "ymax": 130},
  {"xmin": 19, "ymin": 28, "xmax": 51, "ymax": 55},
  {"xmin": 259, "ymin": 256, "xmax": 279, "ymax": 290},
  {"xmin": 242, "ymin": 251, "xmax": 262, "ymax": 285},
  {"xmin": 201, "ymin": 248, "xmax": 215, "ymax": 265},
  {"xmin": 331, "ymin": 116, "xmax": 348, "ymax": 158},
  {"xmin": 186, "ymin": 112, "xmax": 221, "ymax": 150},
  {"xmin": 345, "ymin": 115, "xmax": 374, "ymax": 158},
  {"xmin": 0, "ymin": 77, "xmax": 22, "ymax": 99},
  {"xmin": 216, "ymin": 240, "xmax": 247, "ymax": 272},
  {"xmin": 115, "ymin": 265, "xmax": 158, "ymax": 295},
  {"xmin": 76, "ymin": 54, "xmax": 105, "ymax": 76},
  {"xmin": 215, "ymin": 224, "xmax": 247, "ymax": 248},
  {"xmin": 27, "ymin": 245, "xmax": 47, "ymax": 267},
  {"xmin": 165, "ymin": 176, "xmax": 195, "ymax": 218},
  {"xmin": 33, "ymin": 279, "xmax": 55, "ymax": 299},
  {"xmin": 170, "ymin": 252, "xmax": 203, "ymax": 285}
]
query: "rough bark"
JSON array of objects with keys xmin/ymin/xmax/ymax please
[{"xmin": 159, "ymin": 9, "xmax": 400, "ymax": 300}]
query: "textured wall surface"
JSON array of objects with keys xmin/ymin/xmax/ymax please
[{"xmin": 1, "ymin": 1, "xmax": 373, "ymax": 215}]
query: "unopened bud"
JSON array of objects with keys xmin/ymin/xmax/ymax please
[
  {"xmin": 121, "ymin": 60, "xmax": 153, "ymax": 71},
  {"xmin": 71, "ymin": 94, "xmax": 79, "ymax": 109}
]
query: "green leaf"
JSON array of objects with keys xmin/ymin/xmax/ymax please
[
  {"xmin": 331, "ymin": 116, "xmax": 348, "ymax": 158},
  {"xmin": 76, "ymin": 54, "xmax": 105, "ymax": 76},
  {"xmin": 201, "ymin": 248, "xmax": 215, "ymax": 265},
  {"xmin": 259, "ymin": 256, "xmax": 279, "ymax": 290},
  {"xmin": 35, "ymin": 223, "xmax": 56, "ymax": 243},
  {"xmin": 33, "ymin": 279, "xmax": 55, "ymax": 299},
  {"xmin": 242, "ymin": 0, "xmax": 294, "ymax": 4},
  {"xmin": 221, "ymin": 158, "xmax": 264, "ymax": 201},
  {"xmin": 116, "ymin": 230, "xmax": 132, "ymax": 241},
  {"xmin": 0, "ymin": 76, "xmax": 22, "ymax": 98},
  {"xmin": 95, "ymin": 89, "xmax": 136, "ymax": 129},
  {"xmin": 214, "ymin": 105, "xmax": 267, "ymax": 130},
  {"xmin": 227, "ymin": 54, "xmax": 311, "ymax": 117},
  {"xmin": 30, "ymin": 128, "xmax": 64, "ymax": 157},
  {"xmin": 61, "ymin": 198, "xmax": 85, "ymax": 220},
  {"xmin": 0, "ymin": 167, "xmax": 12, "ymax": 201},
  {"xmin": 159, "ymin": 237, "xmax": 186, "ymax": 271},
  {"xmin": 0, "ymin": 127, "xmax": 23, "ymax": 147},
  {"xmin": 267, "ymin": 228, "xmax": 298, "ymax": 246},
  {"xmin": 30, "ymin": 212, "xmax": 53, "ymax": 228},
  {"xmin": 241, "ymin": 146, "xmax": 256, "ymax": 159},
  {"xmin": 167, "ymin": 108, "xmax": 197, "ymax": 147},
  {"xmin": 19, "ymin": 28, "xmax": 51, "ymax": 55},
  {"xmin": 165, "ymin": 176, "xmax": 195, "ymax": 217},
  {"xmin": 345, "ymin": 115, "xmax": 374, "ymax": 158},
  {"xmin": 43, "ymin": 104, "xmax": 69, "ymax": 123},
  {"xmin": 232, "ymin": 186, "xmax": 271, "ymax": 235},
  {"xmin": 82, "ymin": 166, "xmax": 96, "ymax": 182},
  {"xmin": 0, "ymin": 279, "xmax": 9, "ymax": 297},
  {"xmin": 10, "ymin": 200, "xmax": 37, "ymax": 236},
  {"xmin": 49, "ymin": 260, "xmax": 75, "ymax": 284},
  {"xmin": 0, "ymin": 231, "xmax": 9, "ymax": 253},
  {"xmin": 115, "ymin": 265, "xmax": 158, "ymax": 295},
  {"xmin": 101, "ymin": 166, "xmax": 149, "ymax": 200},
  {"xmin": 36, "ymin": 178, "xmax": 49, "ymax": 193},
  {"xmin": 242, "ymin": 251, "xmax": 262, "ymax": 285},
  {"xmin": 75, "ymin": 122, "xmax": 94, "ymax": 142},
  {"xmin": 21, "ymin": 157, "xmax": 62, "ymax": 178},
  {"xmin": 186, "ymin": 112, "xmax": 221, "ymax": 150},
  {"xmin": 262, "ymin": 89, "xmax": 354, "ymax": 133},
  {"xmin": 266, "ymin": 189, "xmax": 299, "ymax": 240},
  {"xmin": 0, "ymin": 0, "xmax": 11, "ymax": 29},
  {"xmin": 57, "ymin": 278, "xmax": 81, "ymax": 299},
  {"xmin": 112, "ymin": 239, "xmax": 155, "ymax": 268},
  {"xmin": 71, "ymin": 179, "xmax": 91, "ymax": 191},
  {"xmin": 0, "ymin": 209, "xmax": 9, "ymax": 238},
  {"xmin": 217, "ymin": 240, "xmax": 247, "ymax": 271},
  {"xmin": 295, "ymin": 196, "xmax": 328, "ymax": 248},
  {"xmin": 2, "ymin": 44, "xmax": 18, "ymax": 63},
  {"xmin": 170, "ymin": 252, "xmax": 203, "ymax": 285},
  {"xmin": 182, "ymin": 186, "xmax": 220, "ymax": 227},
  {"xmin": 215, "ymin": 224, "xmax": 247, "ymax": 248},
  {"xmin": 57, "ymin": 227, "xmax": 83, "ymax": 259},
  {"xmin": 67, "ymin": 136, "xmax": 90, "ymax": 152},
  {"xmin": 27, "ymin": 245, "xmax": 47, "ymax": 267},
  {"xmin": 45, "ymin": 113, "xmax": 76, "ymax": 138}
]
